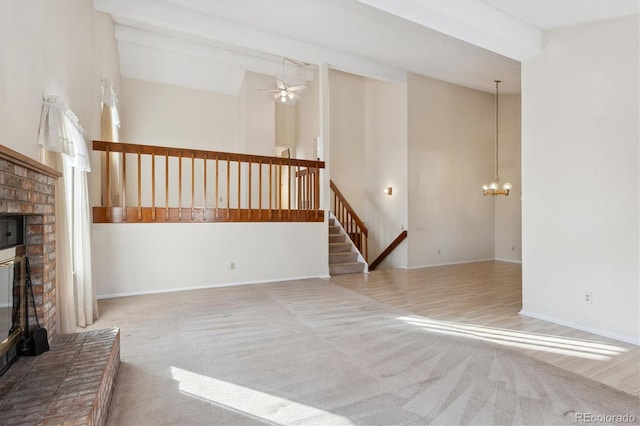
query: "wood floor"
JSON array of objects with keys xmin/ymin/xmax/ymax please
[{"xmin": 330, "ymin": 261, "xmax": 640, "ymax": 397}]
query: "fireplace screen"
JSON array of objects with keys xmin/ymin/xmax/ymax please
[{"xmin": 0, "ymin": 254, "xmax": 25, "ymax": 376}]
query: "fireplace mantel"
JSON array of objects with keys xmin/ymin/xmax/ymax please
[{"xmin": 0, "ymin": 145, "xmax": 61, "ymax": 180}]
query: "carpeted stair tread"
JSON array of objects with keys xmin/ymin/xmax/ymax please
[
  {"xmin": 329, "ymin": 242, "xmax": 353, "ymax": 253},
  {"xmin": 330, "ymin": 262, "xmax": 365, "ymax": 275},
  {"xmin": 329, "ymin": 234, "xmax": 346, "ymax": 243},
  {"xmin": 329, "ymin": 251, "xmax": 358, "ymax": 264}
]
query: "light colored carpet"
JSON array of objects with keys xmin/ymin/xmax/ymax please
[{"xmin": 94, "ymin": 279, "xmax": 639, "ymax": 425}]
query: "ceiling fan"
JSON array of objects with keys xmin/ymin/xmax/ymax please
[{"xmin": 262, "ymin": 58, "xmax": 307, "ymax": 103}]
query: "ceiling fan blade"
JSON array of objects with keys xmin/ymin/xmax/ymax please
[
  {"xmin": 276, "ymin": 80, "xmax": 286, "ymax": 90},
  {"xmin": 259, "ymin": 88, "xmax": 281, "ymax": 92},
  {"xmin": 287, "ymin": 85, "xmax": 306, "ymax": 92}
]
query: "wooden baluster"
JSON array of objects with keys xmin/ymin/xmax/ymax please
[
  {"xmin": 122, "ymin": 148, "xmax": 127, "ymax": 222},
  {"xmin": 365, "ymin": 233, "xmax": 368, "ymax": 262},
  {"xmin": 178, "ymin": 152, "xmax": 183, "ymax": 221},
  {"xmin": 314, "ymin": 168, "xmax": 319, "ymax": 218},
  {"xmin": 248, "ymin": 160, "xmax": 252, "ymax": 220},
  {"xmin": 191, "ymin": 153, "xmax": 195, "ymax": 221},
  {"xmin": 151, "ymin": 151, "xmax": 156, "ymax": 221},
  {"xmin": 165, "ymin": 151, "xmax": 169, "ymax": 221},
  {"xmin": 269, "ymin": 161, "xmax": 273, "ymax": 220},
  {"xmin": 137, "ymin": 151, "xmax": 142, "ymax": 221},
  {"xmin": 297, "ymin": 166, "xmax": 301, "ymax": 211},
  {"xmin": 203, "ymin": 156, "xmax": 207, "ymax": 221},
  {"xmin": 278, "ymin": 162, "xmax": 282, "ymax": 220},
  {"xmin": 306, "ymin": 169, "xmax": 311, "ymax": 213},
  {"xmin": 237, "ymin": 160, "xmax": 241, "ymax": 219},
  {"xmin": 258, "ymin": 160, "xmax": 262, "ymax": 219},
  {"xmin": 215, "ymin": 156, "xmax": 219, "ymax": 220},
  {"xmin": 105, "ymin": 146, "xmax": 111, "ymax": 222},
  {"xmin": 287, "ymin": 162, "xmax": 291, "ymax": 219},
  {"xmin": 226, "ymin": 159, "xmax": 230, "ymax": 220}
]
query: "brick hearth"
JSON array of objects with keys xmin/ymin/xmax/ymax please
[{"xmin": 0, "ymin": 328, "xmax": 120, "ymax": 426}]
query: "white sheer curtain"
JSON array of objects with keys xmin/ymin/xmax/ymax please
[
  {"xmin": 38, "ymin": 95, "xmax": 97, "ymax": 331},
  {"xmin": 101, "ymin": 79, "xmax": 123, "ymax": 206}
]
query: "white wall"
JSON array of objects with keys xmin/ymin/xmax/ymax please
[
  {"xmin": 407, "ymin": 74, "xmax": 495, "ymax": 268},
  {"xmin": 241, "ymin": 71, "xmax": 276, "ymax": 156},
  {"xmin": 276, "ymin": 103, "xmax": 297, "ymax": 156},
  {"xmin": 494, "ymin": 95, "xmax": 522, "ymax": 262},
  {"xmin": 93, "ymin": 222, "xmax": 328, "ymax": 297},
  {"xmin": 329, "ymin": 70, "xmax": 366, "ymax": 214},
  {"xmin": 521, "ymin": 16, "xmax": 639, "ymax": 343},
  {"xmin": 296, "ymin": 71, "xmax": 319, "ymax": 161},
  {"xmin": 0, "ymin": 0, "xmax": 119, "ymax": 164},
  {"xmin": 120, "ymin": 77, "xmax": 240, "ymax": 152},
  {"xmin": 363, "ymin": 79, "xmax": 408, "ymax": 268}
]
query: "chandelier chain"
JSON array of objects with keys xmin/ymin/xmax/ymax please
[{"xmin": 495, "ymin": 80, "xmax": 500, "ymax": 184}]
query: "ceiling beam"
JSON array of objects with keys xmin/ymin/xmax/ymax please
[
  {"xmin": 357, "ymin": 0, "xmax": 542, "ymax": 61},
  {"xmin": 115, "ymin": 25, "xmax": 314, "ymax": 86},
  {"xmin": 94, "ymin": 0, "xmax": 407, "ymax": 84}
]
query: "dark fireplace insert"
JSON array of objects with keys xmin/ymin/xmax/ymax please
[{"xmin": 0, "ymin": 215, "xmax": 26, "ymax": 377}]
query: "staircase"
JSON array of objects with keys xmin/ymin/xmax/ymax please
[{"xmin": 329, "ymin": 218, "xmax": 366, "ymax": 275}]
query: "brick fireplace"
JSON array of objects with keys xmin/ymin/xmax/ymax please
[{"xmin": 0, "ymin": 145, "xmax": 60, "ymax": 338}]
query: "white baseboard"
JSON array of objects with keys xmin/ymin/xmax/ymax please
[
  {"xmin": 519, "ymin": 310, "xmax": 640, "ymax": 346},
  {"xmin": 494, "ymin": 258, "xmax": 522, "ymax": 264},
  {"xmin": 405, "ymin": 258, "xmax": 495, "ymax": 269},
  {"xmin": 97, "ymin": 274, "xmax": 331, "ymax": 300}
]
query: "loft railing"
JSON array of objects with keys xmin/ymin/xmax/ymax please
[
  {"xmin": 330, "ymin": 180, "xmax": 368, "ymax": 262},
  {"xmin": 93, "ymin": 141, "xmax": 325, "ymax": 223}
]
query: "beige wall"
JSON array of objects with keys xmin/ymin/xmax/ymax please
[
  {"xmin": 407, "ymin": 74, "xmax": 495, "ymax": 267},
  {"xmin": 329, "ymin": 70, "xmax": 366, "ymax": 214},
  {"xmin": 494, "ymin": 95, "xmax": 522, "ymax": 262},
  {"xmin": 241, "ymin": 71, "xmax": 276, "ymax": 156},
  {"xmin": 120, "ymin": 77, "xmax": 240, "ymax": 152},
  {"xmin": 522, "ymin": 16, "xmax": 639, "ymax": 343},
  {"xmin": 363, "ymin": 78, "xmax": 408, "ymax": 268},
  {"xmin": 276, "ymin": 103, "xmax": 296, "ymax": 156},
  {"xmin": 0, "ymin": 1, "xmax": 120, "ymax": 198}
]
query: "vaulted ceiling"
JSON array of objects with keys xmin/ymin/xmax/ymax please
[{"xmin": 94, "ymin": 0, "xmax": 639, "ymax": 95}]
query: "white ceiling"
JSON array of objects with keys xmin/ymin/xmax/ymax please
[{"xmin": 94, "ymin": 0, "xmax": 639, "ymax": 96}]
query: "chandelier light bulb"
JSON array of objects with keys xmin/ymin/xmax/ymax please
[
  {"xmin": 489, "ymin": 182, "xmax": 498, "ymax": 190},
  {"xmin": 503, "ymin": 182, "xmax": 512, "ymax": 191},
  {"xmin": 482, "ymin": 184, "xmax": 489, "ymax": 191}
]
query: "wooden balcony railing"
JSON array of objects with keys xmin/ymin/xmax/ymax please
[
  {"xmin": 330, "ymin": 180, "xmax": 368, "ymax": 262},
  {"xmin": 93, "ymin": 141, "xmax": 325, "ymax": 223}
]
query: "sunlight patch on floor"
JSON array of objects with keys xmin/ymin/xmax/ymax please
[
  {"xmin": 397, "ymin": 315, "xmax": 628, "ymax": 361},
  {"xmin": 170, "ymin": 366, "xmax": 355, "ymax": 425}
]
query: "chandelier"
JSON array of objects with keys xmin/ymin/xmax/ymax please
[{"xmin": 482, "ymin": 80, "xmax": 512, "ymax": 196}]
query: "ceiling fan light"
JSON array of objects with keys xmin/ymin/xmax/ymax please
[
  {"xmin": 280, "ymin": 96, "xmax": 287, "ymax": 103},
  {"xmin": 288, "ymin": 92, "xmax": 294, "ymax": 99},
  {"xmin": 280, "ymin": 90, "xmax": 287, "ymax": 97}
]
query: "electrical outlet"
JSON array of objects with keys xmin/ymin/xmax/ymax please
[
  {"xmin": 230, "ymin": 262, "xmax": 235, "ymax": 270},
  {"xmin": 437, "ymin": 249, "xmax": 441, "ymax": 254},
  {"xmin": 511, "ymin": 246, "xmax": 515, "ymax": 252},
  {"xmin": 584, "ymin": 291, "xmax": 592, "ymax": 304}
]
